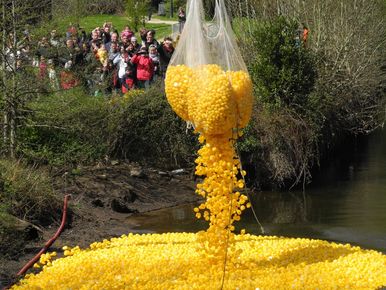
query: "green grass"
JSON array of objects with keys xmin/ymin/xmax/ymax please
[{"xmin": 45, "ymin": 14, "xmax": 172, "ymax": 40}]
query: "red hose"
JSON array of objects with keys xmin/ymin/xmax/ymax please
[{"xmin": 16, "ymin": 194, "xmax": 71, "ymax": 276}]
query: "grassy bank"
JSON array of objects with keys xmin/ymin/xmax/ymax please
[
  {"xmin": 34, "ymin": 14, "xmax": 172, "ymax": 40},
  {"xmin": 0, "ymin": 159, "xmax": 62, "ymax": 257}
]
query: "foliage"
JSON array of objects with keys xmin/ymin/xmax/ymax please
[
  {"xmin": 237, "ymin": 105, "xmax": 318, "ymax": 189},
  {"xmin": 233, "ymin": 17, "xmax": 319, "ymax": 188},
  {"xmin": 246, "ymin": 17, "xmax": 317, "ymax": 111},
  {"xmin": 52, "ymin": 0, "xmax": 126, "ymax": 18},
  {"xmin": 17, "ymin": 88, "xmax": 110, "ymax": 166},
  {"xmin": 125, "ymin": 0, "xmax": 149, "ymax": 32},
  {"xmin": 109, "ymin": 82, "xmax": 198, "ymax": 168},
  {"xmin": 0, "ymin": 159, "xmax": 61, "ymax": 224},
  {"xmin": 229, "ymin": 0, "xmax": 386, "ymax": 135},
  {"xmin": 229, "ymin": 0, "xmax": 385, "ymax": 188},
  {"xmin": 16, "ymin": 85, "xmax": 197, "ymax": 169}
]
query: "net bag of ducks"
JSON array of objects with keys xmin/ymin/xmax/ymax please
[{"xmin": 12, "ymin": 0, "xmax": 386, "ymax": 289}]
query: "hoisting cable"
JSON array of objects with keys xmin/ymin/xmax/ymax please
[{"xmin": 235, "ymin": 132, "xmax": 265, "ymax": 234}]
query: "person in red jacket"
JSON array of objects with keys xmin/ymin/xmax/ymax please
[
  {"xmin": 131, "ymin": 46, "xmax": 154, "ymax": 90},
  {"xmin": 302, "ymin": 24, "xmax": 309, "ymax": 47}
]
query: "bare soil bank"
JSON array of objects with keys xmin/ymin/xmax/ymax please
[{"xmin": 0, "ymin": 162, "xmax": 201, "ymax": 288}]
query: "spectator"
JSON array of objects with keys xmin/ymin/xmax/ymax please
[
  {"xmin": 302, "ymin": 24, "xmax": 309, "ymax": 47},
  {"xmin": 148, "ymin": 44, "xmax": 160, "ymax": 82},
  {"xmin": 108, "ymin": 42, "xmax": 121, "ymax": 95},
  {"xmin": 111, "ymin": 32, "xmax": 119, "ymax": 44},
  {"xmin": 97, "ymin": 44, "xmax": 108, "ymax": 66},
  {"xmin": 37, "ymin": 36, "xmax": 50, "ymax": 58},
  {"xmin": 122, "ymin": 65, "xmax": 136, "ymax": 93},
  {"xmin": 157, "ymin": 37, "xmax": 174, "ymax": 77},
  {"xmin": 178, "ymin": 7, "xmax": 186, "ymax": 33},
  {"xmin": 126, "ymin": 42, "xmax": 137, "ymax": 57},
  {"xmin": 121, "ymin": 33, "xmax": 130, "ymax": 50},
  {"xmin": 66, "ymin": 25, "xmax": 77, "ymax": 39},
  {"xmin": 121, "ymin": 26, "xmax": 134, "ymax": 41},
  {"xmin": 109, "ymin": 42, "xmax": 120, "ymax": 61},
  {"xmin": 47, "ymin": 59, "xmax": 59, "ymax": 90},
  {"xmin": 131, "ymin": 46, "xmax": 154, "ymax": 90},
  {"xmin": 143, "ymin": 30, "xmax": 159, "ymax": 50},
  {"xmin": 89, "ymin": 30, "xmax": 101, "ymax": 53},
  {"xmin": 81, "ymin": 43, "xmax": 93, "ymax": 64},
  {"xmin": 113, "ymin": 47, "xmax": 130, "ymax": 89},
  {"xmin": 38, "ymin": 56, "xmax": 47, "ymax": 80},
  {"xmin": 139, "ymin": 28, "xmax": 148, "ymax": 43},
  {"xmin": 49, "ymin": 30, "xmax": 60, "ymax": 47},
  {"xmin": 79, "ymin": 28, "xmax": 88, "ymax": 46},
  {"xmin": 101, "ymin": 22, "xmax": 111, "ymax": 44},
  {"xmin": 131, "ymin": 37, "xmax": 141, "ymax": 53}
]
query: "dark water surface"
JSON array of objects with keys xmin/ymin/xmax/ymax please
[{"xmin": 127, "ymin": 129, "xmax": 386, "ymax": 252}]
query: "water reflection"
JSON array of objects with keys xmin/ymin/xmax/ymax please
[{"xmin": 127, "ymin": 129, "xmax": 386, "ymax": 252}]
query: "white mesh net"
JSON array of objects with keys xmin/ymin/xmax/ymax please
[
  {"xmin": 165, "ymin": 0, "xmax": 253, "ymax": 135},
  {"xmin": 170, "ymin": 0, "xmax": 247, "ymax": 72}
]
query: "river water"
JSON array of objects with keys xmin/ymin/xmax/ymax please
[{"xmin": 127, "ymin": 129, "xmax": 386, "ymax": 252}]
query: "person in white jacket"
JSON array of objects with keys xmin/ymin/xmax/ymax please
[{"xmin": 113, "ymin": 47, "xmax": 130, "ymax": 88}]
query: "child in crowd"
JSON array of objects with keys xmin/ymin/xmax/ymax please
[
  {"xmin": 122, "ymin": 65, "xmax": 136, "ymax": 93},
  {"xmin": 113, "ymin": 47, "xmax": 130, "ymax": 89},
  {"xmin": 38, "ymin": 56, "xmax": 47, "ymax": 79},
  {"xmin": 47, "ymin": 59, "xmax": 59, "ymax": 90},
  {"xmin": 148, "ymin": 44, "xmax": 160, "ymax": 83},
  {"xmin": 97, "ymin": 44, "xmax": 108, "ymax": 68}
]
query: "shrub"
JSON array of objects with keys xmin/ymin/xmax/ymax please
[
  {"xmin": 246, "ymin": 16, "xmax": 317, "ymax": 111},
  {"xmin": 235, "ymin": 16, "xmax": 320, "ymax": 188},
  {"xmin": 17, "ymin": 84, "xmax": 197, "ymax": 169},
  {"xmin": 17, "ymin": 88, "xmax": 111, "ymax": 166},
  {"xmin": 109, "ymin": 82, "xmax": 198, "ymax": 168}
]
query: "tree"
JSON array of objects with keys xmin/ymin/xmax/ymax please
[
  {"xmin": 0, "ymin": 0, "xmax": 52, "ymax": 157},
  {"xmin": 228, "ymin": 0, "xmax": 386, "ymax": 135},
  {"xmin": 126, "ymin": 0, "xmax": 149, "ymax": 32}
]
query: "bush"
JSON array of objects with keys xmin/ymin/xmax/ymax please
[
  {"xmin": 238, "ymin": 106, "xmax": 318, "ymax": 189},
  {"xmin": 17, "ymin": 84, "xmax": 197, "ymax": 169},
  {"xmin": 109, "ymin": 82, "xmax": 198, "ymax": 168},
  {"xmin": 235, "ymin": 16, "xmax": 320, "ymax": 188},
  {"xmin": 247, "ymin": 17, "xmax": 317, "ymax": 111},
  {"xmin": 17, "ymin": 88, "xmax": 110, "ymax": 166}
]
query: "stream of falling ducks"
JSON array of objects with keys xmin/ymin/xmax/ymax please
[{"xmin": 165, "ymin": 64, "xmax": 253, "ymax": 264}]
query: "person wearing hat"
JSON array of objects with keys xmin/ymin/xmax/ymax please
[{"xmin": 130, "ymin": 46, "xmax": 154, "ymax": 90}]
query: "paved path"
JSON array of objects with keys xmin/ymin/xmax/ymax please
[
  {"xmin": 148, "ymin": 17, "xmax": 178, "ymax": 25},
  {"xmin": 148, "ymin": 17, "xmax": 180, "ymax": 40}
]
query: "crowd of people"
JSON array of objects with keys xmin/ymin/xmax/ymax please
[{"xmin": 5, "ymin": 20, "xmax": 177, "ymax": 96}]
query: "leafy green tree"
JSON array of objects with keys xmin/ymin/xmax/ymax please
[
  {"xmin": 126, "ymin": 0, "xmax": 149, "ymax": 32},
  {"xmin": 248, "ymin": 17, "xmax": 316, "ymax": 111}
]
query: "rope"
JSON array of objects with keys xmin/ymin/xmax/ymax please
[
  {"xmin": 235, "ymin": 130, "xmax": 265, "ymax": 234},
  {"xmin": 220, "ymin": 179, "xmax": 233, "ymax": 290}
]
